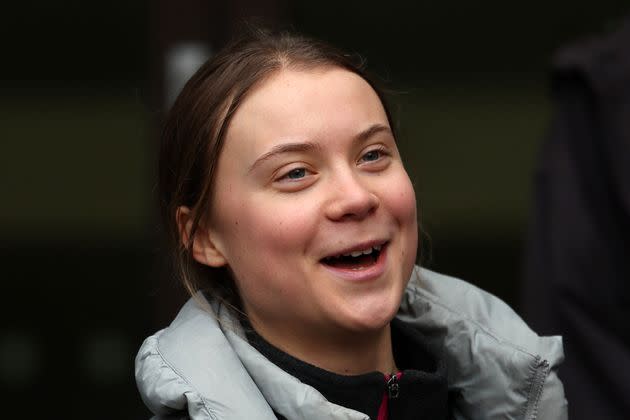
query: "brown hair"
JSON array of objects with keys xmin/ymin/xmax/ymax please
[{"xmin": 159, "ymin": 27, "xmax": 396, "ymax": 309}]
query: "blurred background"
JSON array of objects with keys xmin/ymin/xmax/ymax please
[{"xmin": 1, "ymin": 1, "xmax": 628, "ymax": 418}]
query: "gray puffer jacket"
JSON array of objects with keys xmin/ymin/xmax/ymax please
[{"xmin": 135, "ymin": 266, "xmax": 568, "ymax": 419}]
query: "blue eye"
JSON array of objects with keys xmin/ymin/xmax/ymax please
[
  {"xmin": 362, "ymin": 150, "xmax": 381, "ymax": 162},
  {"xmin": 286, "ymin": 168, "xmax": 306, "ymax": 179}
]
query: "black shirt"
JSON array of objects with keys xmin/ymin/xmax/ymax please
[{"xmin": 244, "ymin": 318, "xmax": 449, "ymax": 419}]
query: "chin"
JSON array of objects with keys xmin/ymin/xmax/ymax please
[{"xmin": 341, "ymin": 293, "xmax": 402, "ymax": 333}]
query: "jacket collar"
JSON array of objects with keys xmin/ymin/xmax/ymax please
[{"xmin": 136, "ymin": 266, "xmax": 566, "ymax": 419}]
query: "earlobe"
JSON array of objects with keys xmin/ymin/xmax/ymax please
[{"xmin": 176, "ymin": 206, "xmax": 227, "ymax": 268}]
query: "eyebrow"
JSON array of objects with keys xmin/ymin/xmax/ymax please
[
  {"xmin": 248, "ymin": 142, "xmax": 322, "ymax": 173},
  {"xmin": 248, "ymin": 123, "xmax": 393, "ymax": 173},
  {"xmin": 355, "ymin": 123, "xmax": 392, "ymax": 143}
]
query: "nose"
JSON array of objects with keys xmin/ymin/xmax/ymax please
[{"xmin": 325, "ymin": 171, "xmax": 380, "ymax": 221}]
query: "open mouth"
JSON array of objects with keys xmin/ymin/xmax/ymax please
[{"xmin": 321, "ymin": 243, "xmax": 385, "ymax": 270}]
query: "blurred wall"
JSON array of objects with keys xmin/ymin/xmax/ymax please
[{"xmin": 1, "ymin": 1, "xmax": 627, "ymax": 418}]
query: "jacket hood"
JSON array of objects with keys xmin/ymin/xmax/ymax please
[{"xmin": 135, "ymin": 267, "xmax": 567, "ymax": 419}]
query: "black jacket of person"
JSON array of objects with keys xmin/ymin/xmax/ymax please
[{"xmin": 522, "ymin": 17, "xmax": 630, "ymax": 420}]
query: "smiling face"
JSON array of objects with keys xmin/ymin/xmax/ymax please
[{"xmin": 198, "ymin": 67, "xmax": 418, "ymax": 345}]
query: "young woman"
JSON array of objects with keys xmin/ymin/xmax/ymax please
[{"xmin": 136, "ymin": 29, "xmax": 567, "ymax": 420}]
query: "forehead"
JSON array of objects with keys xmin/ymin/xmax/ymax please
[{"xmin": 224, "ymin": 67, "xmax": 389, "ymax": 155}]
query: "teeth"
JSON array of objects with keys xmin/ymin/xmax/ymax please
[{"xmin": 341, "ymin": 245, "xmax": 381, "ymax": 258}]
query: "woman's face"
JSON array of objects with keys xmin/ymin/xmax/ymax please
[{"xmin": 202, "ymin": 67, "xmax": 417, "ymax": 339}]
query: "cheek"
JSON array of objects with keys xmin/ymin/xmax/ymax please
[
  {"xmin": 214, "ymin": 193, "xmax": 321, "ymax": 311},
  {"xmin": 216, "ymin": 190, "xmax": 319, "ymax": 264},
  {"xmin": 385, "ymin": 172, "xmax": 419, "ymax": 266},
  {"xmin": 388, "ymin": 173, "xmax": 418, "ymax": 228}
]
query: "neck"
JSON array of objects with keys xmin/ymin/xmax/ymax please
[{"xmin": 248, "ymin": 317, "xmax": 397, "ymax": 375}]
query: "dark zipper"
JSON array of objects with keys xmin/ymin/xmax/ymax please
[
  {"xmin": 377, "ymin": 372, "xmax": 402, "ymax": 420},
  {"xmin": 386, "ymin": 373, "xmax": 400, "ymax": 399}
]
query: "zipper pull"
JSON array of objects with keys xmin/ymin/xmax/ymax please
[{"xmin": 386, "ymin": 373, "xmax": 400, "ymax": 399}]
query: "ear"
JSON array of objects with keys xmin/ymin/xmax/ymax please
[{"xmin": 176, "ymin": 206, "xmax": 227, "ymax": 267}]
